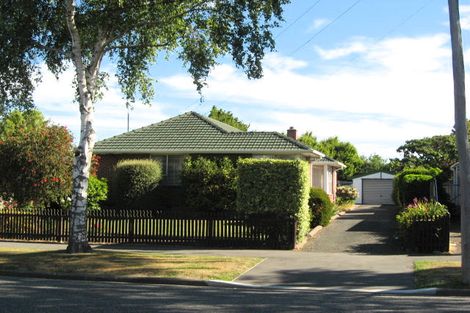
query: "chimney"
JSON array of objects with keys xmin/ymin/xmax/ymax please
[{"xmin": 287, "ymin": 126, "xmax": 297, "ymax": 140}]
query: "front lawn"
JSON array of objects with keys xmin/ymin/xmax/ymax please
[
  {"xmin": 414, "ymin": 260, "xmax": 469, "ymax": 289},
  {"xmin": 0, "ymin": 247, "xmax": 262, "ymax": 281}
]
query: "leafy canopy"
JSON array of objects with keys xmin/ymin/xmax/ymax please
[
  {"xmin": 208, "ymin": 106, "xmax": 249, "ymax": 131},
  {"xmin": 357, "ymin": 154, "xmax": 391, "ymax": 176},
  {"xmin": 299, "ymin": 132, "xmax": 363, "ymax": 180},
  {"xmin": 0, "ymin": 110, "xmax": 74, "ymax": 208},
  {"xmin": 0, "ymin": 0, "xmax": 289, "ymax": 111}
]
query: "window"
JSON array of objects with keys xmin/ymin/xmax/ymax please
[
  {"xmin": 165, "ymin": 156, "xmax": 184, "ymax": 185},
  {"xmin": 326, "ymin": 167, "xmax": 333, "ymax": 194},
  {"xmin": 312, "ymin": 166, "xmax": 323, "ymax": 189},
  {"xmin": 152, "ymin": 155, "xmax": 185, "ymax": 186}
]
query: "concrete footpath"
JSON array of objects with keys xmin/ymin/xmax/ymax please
[{"xmin": 0, "ymin": 205, "xmax": 462, "ymax": 293}]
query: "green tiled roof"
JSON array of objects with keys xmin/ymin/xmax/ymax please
[{"xmin": 94, "ymin": 111, "xmax": 322, "ymax": 157}]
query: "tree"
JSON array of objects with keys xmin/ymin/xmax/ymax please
[
  {"xmin": 317, "ymin": 137, "xmax": 363, "ymax": 180},
  {"xmin": 391, "ymin": 135, "xmax": 458, "ymax": 180},
  {"xmin": 357, "ymin": 154, "xmax": 391, "ymax": 176},
  {"xmin": 0, "ymin": 1, "xmax": 290, "ymax": 252},
  {"xmin": 298, "ymin": 132, "xmax": 363, "ymax": 180},
  {"xmin": 448, "ymin": 0, "xmax": 470, "ymax": 284},
  {"xmin": 298, "ymin": 132, "xmax": 320, "ymax": 151},
  {"xmin": 208, "ymin": 106, "xmax": 249, "ymax": 131},
  {"xmin": 0, "ymin": 110, "xmax": 73, "ymax": 208}
]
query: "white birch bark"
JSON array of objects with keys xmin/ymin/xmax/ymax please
[
  {"xmin": 448, "ymin": 0, "xmax": 470, "ymax": 283},
  {"xmin": 65, "ymin": 0, "xmax": 94, "ymax": 253}
]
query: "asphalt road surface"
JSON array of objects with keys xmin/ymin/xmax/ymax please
[{"xmin": 0, "ymin": 276, "xmax": 469, "ymax": 313}]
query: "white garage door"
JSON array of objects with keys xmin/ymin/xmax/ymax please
[{"xmin": 362, "ymin": 179, "xmax": 394, "ymax": 205}]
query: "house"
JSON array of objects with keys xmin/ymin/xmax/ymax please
[
  {"xmin": 448, "ymin": 162, "xmax": 461, "ymax": 206},
  {"xmin": 93, "ymin": 111, "xmax": 345, "ymax": 200}
]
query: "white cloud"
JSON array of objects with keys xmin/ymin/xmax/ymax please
[
  {"xmin": 315, "ymin": 41, "xmax": 367, "ymax": 60},
  {"xmin": 33, "ymin": 65, "xmax": 168, "ymax": 142},
  {"xmin": 310, "ymin": 18, "xmax": 330, "ymax": 31},
  {"xmin": 460, "ymin": 5, "xmax": 470, "ymax": 30},
  {"xmin": 160, "ymin": 33, "xmax": 462, "ymax": 158}
]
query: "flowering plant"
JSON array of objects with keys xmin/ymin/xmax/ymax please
[{"xmin": 396, "ymin": 198, "xmax": 448, "ymax": 229}]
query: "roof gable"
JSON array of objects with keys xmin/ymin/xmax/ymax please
[{"xmin": 94, "ymin": 111, "xmax": 321, "ymax": 156}]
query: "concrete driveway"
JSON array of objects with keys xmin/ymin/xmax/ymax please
[
  {"xmin": 235, "ymin": 205, "xmax": 458, "ymax": 290},
  {"xmin": 301, "ymin": 205, "xmax": 402, "ymax": 254}
]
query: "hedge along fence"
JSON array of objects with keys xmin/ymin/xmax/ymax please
[
  {"xmin": 181, "ymin": 157, "xmax": 237, "ymax": 211},
  {"xmin": 393, "ymin": 167, "xmax": 441, "ymax": 207},
  {"xmin": 237, "ymin": 159, "xmax": 310, "ymax": 242}
]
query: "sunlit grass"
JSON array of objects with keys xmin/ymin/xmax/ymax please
[
  {"xmin": 0, "ymin": 247, "xmax": 262, "ymax": 281},
  {"xmin": 414, "ymin": 260, "xmax": 469, "ymax": 289}
]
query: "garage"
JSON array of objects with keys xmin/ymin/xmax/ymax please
[{"xmin": 352, "ymin": 172, "xmax": 394, "ymax": 205}]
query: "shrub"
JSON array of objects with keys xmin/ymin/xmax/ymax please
[
  {"xmin": 113, "ymin": 159, "xmax": 162, "ymax": 208},
  {"xmin": 309, "ymin": 188, "xmax": 335, "ymax": 227},
  {"xmin": 336, "ymin": 186, "xmax": 358, "ymax": 206},
  {"xmin": 87, "ymin": 176, "xmax": 108, "ymax": 211},
  {"xmin": 396, "ymin": 199, "xmax": 449, "ymax": 230},
  {"xmin": 393, "ymin": 167, "xmax": 441, "ymax": 207},
  {"xmin": 396, "ymin": 198, "xmax": 450, "ymax": 252},
  {"xmin": 181, "ymin": 157, "xmax": 237, "ymax": 211},
  {"xmin": 237, "ymin": 159, "xmax": 310, "ymax": 241},
  {"xmin": 0, "ymin": 110, "xmax": 73, "ymax": 209}
]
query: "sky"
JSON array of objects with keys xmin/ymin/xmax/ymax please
[{"xmin": 34, "ymin": 0, "xmax": 470, "ymax": 160}]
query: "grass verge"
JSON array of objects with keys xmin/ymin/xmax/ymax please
[
  {"xmin": 414, "ymin": 260, "xmax": 469, "ymax": 289},
  {"xmin": 0, "ymin": 247, "xmax": 262, "ymax": 281}
]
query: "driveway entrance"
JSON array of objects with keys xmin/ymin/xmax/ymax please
[{"xmin": 302, "ymin": 205, "xmax": 402, "ymax": 254}]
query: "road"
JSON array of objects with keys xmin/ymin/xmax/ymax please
[{"xmin": 0, "ymin": 276, "xmax": 469, "ymax": 313}]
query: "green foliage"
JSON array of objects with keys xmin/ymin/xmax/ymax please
[
  {"xmin": 308, "ymin": 188, "xmax": 335, "ymax": 227},
  {"xmin": 113, "ymin": 159, "xmax": 162, "ymax": 208},
  {"xmin": 0, "ymin": 1, "xmax": 290, "ymax": 108},
  {"xmin": 87, "ymin": 176, "xmax": 108, "ymax": 211},
  {"xmin": 357, "ymin": 154, "xmax": 391, "ymax": 176},
  {"xmin": 393, "ymin": 167, "xmax": 442, "ymax": 207},
  {"xmin": 396, "ymin": 199, "xmax": 449, "ymax": 229},
  {"xmin": 298, "ymin": 133, "xmax": 363, "ymax": 180},
  {"xmin": 317, "ymin": 137, "xmax": 363, "ymax": 180},
  {"xmin": 0, "ymin": 110, "xmax": 73, "ymax": 208},
  {"xmin": 208, "ymin": 106, "xmax": 249, "ymax": 131},
  {"xmin": 298, "ymin": 132, "xmax": 320, "ymax": 150},
  {"xmin": 181, "ymin": 157, "xmax": 237, "ymax": 211},
  {"xmin": 336, "ymin": 186, "xmax": 358, "ymax": 204},
  {"xmin": 237, "ymin": 159, "xmax": 310, "ymax": 241},
  {"xmin": 391, "ymin": 135, "xmax": 458, "ymax": 180}
]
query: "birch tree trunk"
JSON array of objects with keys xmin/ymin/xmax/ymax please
[
  {"xmin": 65, "ymin": 0, "xmax": 94, "ymax": 253},
  {"xmin": 448, "ymin": 0, "xmax": 470, "ymax": 284}
]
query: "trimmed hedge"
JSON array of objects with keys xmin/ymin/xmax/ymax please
[
  {"xmin": 236, "ymin": 159, "xmax": 310, "ymax": 241},
  {"xmin": 113, "ymin": 159, "xmax": 162, "ymax": 208},
  {"xmin": 393, "ymin": 167, "xmax": 441, "ymax": 206},
  {"xmin": 309, "ymin": 188, "xmax": 335, "ymax": 227},
  {"xmin": 181, "ymin": 157, "xmax": 237, "ymax": 211}
]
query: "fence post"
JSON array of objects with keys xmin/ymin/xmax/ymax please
[
  {"xmin": 55, "ymin": 214, "xmax": 62, "ymax": 242},
  {"xmin": 206, "ymin": 215, "xmax": 214, "ymax": 244},
  {"xmin": 129, "ymin": 218, "xmax": 134, "ymax": 243}
]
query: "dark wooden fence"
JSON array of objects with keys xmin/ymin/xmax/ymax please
[
  {"xmin": 405, "ymin": 214, "xmax": 450, "ymax": 253},
  {"xmin": 0, "ymin": 208, "xmax": 297, "ymax": 249}
]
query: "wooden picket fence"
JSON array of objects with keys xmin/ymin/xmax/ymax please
[{"xmin": 0, "ymin": 208, "xmax": 297, "ymax": 249}]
